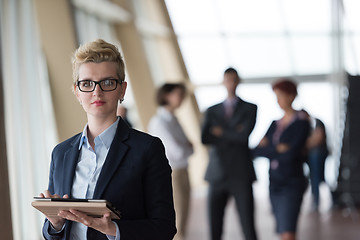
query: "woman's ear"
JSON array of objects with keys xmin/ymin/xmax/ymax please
[
  {"xmin": 74, "ymin": 85, "xmax": 81, "ymax": 102},
  {"xmin": 119, "ymin": 81, "xmax": 127, "ymax": 100},
  {"xmin": 290, "ymin": 94, "xmax": 296, "ymax": 103}
]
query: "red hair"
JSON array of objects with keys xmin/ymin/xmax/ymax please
[{"xmin": 272, "ymin": 78, "xmax": 297, "ymax": 96}]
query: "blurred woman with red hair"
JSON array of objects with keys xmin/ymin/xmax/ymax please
[{"xmin": 253, "ymin": 78, "xmax": 310, "ymax": 240}]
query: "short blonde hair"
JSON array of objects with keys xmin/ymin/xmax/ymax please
[{"xmin": 72, "ymin": 39, "xmax": 125, "ymax": 85}]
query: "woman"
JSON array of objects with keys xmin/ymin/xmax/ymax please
[
  {"xmin": 38, "ymin": 39, "xmax": 176, "ymax": 240},
  {"xmin": 253, "ymin": 78, "xmax": 310, "ymax": 240},
  {"xmin": 148, "ymin": 83, "xmax": 193, "ymax": 240}
]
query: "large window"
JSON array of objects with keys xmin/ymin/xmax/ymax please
[
  {"xmin": 164, "ymin": 0, "xmax": 356, "ymax": 186},
  {"xmin": 343, "ymin": 0, "xmax": 360, "ymax": 75},
  {"xmin": 165, "ymin": 0, "xmax": 334, "ymax": 84}
]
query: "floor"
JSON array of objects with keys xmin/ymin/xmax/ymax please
[{"xmin": 184, "ymin": 182, "xmax": 360, "ymax": 240}]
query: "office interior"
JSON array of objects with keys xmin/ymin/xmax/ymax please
[{"xmin": 0, "ymin": 0, "xmax": 359, "ymax": 239}]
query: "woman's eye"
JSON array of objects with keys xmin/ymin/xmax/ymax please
[
  {"xmin": 103, "ymin": 80, "xmax": 113, "ymax": 86},
  {"xmin": 81, "ymin": 81, "xmax": 92, "ymax": 87}
]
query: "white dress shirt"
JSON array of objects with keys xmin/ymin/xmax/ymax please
[
  {"xmin": 70, "ymin": 118, "xmax": 120, "ymax": 240},
  {"xmin": 148, "ymin": 107, "xmax": 193, "ymax": 169}
]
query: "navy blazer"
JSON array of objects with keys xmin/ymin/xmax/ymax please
[
  {"xmin": 253, "ymin": 114, "xmax": 310, "ymax": 187},
  {"xmin": 201, "ymin": 97, "xmax": 257, "ymax": 184},
  {"xmin": 42, "ymin": 119, "xmax": 176, "ymax": 240}
]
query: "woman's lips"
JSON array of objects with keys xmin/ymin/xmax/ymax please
[{"xmin": 92, "ymin": 100, "xmax": 105, "ymax": 106}]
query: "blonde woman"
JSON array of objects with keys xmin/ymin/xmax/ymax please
[{"xmin": 39, "ymin": 39, "xmax": 176, "ymax": 240}]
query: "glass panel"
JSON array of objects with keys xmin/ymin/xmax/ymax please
[
  {"xmin": 178, "ymin": 37, "xmax": 228, "ymax": 84},
  {"xmin": 344, "ymin": 34, "xmax": 360, "ymax": 75},
  {"xmin": 217, "ymin": 0, "xmax": 283, "ymax": 33},
  {"xmin": 195, "ymin": 85, "xmax": 227, "ymax": 112},
  {"xmin": 167, "ymin": 0, "xmax": 334, "ymax": 80},
  {"xmin": 227, "ymin": 36, "xmax": 292, "ymax": 77},
  {"xmin": 237, "ymin": 84, "xmax": 281, "ymax": 147},
  {"xmin": 1, "ymin": 0, "xmax": 59, "ymax": 238},
  {"xmin": 281, "ymin": 0, "xmax": 331, "ymax": 33},
  {"xmin": 296, "ymin": 83, "xmax": 334, "ymax": 133},
  {"xmin": 165, "ymin": 0, "xmax": 220, "ymax": 34},
  {"xmin": 291, "ymin": 36, "xmax": 331, "ymax": 74},
  {"xmin": 343, "ymin": 0, "xmax": 360, "ymax": 31}
]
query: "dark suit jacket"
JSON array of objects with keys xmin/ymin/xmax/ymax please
[
  {"xmin": 201, "ymin": 97, "xmax": 257, "ymax": 185},
  {"xmin": 42, "ymin": 119, "xmax": 176, "ymax": 240}
]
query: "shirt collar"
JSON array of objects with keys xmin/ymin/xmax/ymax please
[
  {"xmin": 157, "ymin": 106, "xmax": 174, "ymax": 121},
  {"xmin": 78, "ymin": 117, "xmax": 119, "ymax": 150},
  {"xmin": 224, "ymin": 97, "xmax": 239, "ymax": 107}
]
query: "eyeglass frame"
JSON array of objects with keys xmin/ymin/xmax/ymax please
[{"xmin": 76, "ymin": 78, "xmax": 124, "ymax": 92}]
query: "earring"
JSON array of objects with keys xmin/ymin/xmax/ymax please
[{"xmin": 119, "ymin": 98, "xmax": 124, "ymax": 104}]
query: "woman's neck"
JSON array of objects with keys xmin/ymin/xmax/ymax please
[
  {"xmin": 284, "ymin": 107, "xmax": 295, "ymax": 116},
  {"xmin": 282, "ymin": 108, "xmax": 296, "ymax": 124},
  {"xmin": 164, "ymin": 105, "xmax": 175, "ymax": 114},
  {"xmin": 86, "ymin": 115, "xmax": 117, "ymax": 146}
]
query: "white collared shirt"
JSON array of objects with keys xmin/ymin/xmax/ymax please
[
  {"xmin": 148, "ymin": 107, "xmax": 193, "ymax": 169},
  {"xmin": 70, "ymin": 118, "xmax": 120, "ymax": 240}
]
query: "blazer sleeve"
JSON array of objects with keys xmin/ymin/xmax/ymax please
[
  {"xmin": 42, "ymin": 150, "xmax": 70, "ymax": 240},
  {"xmin": 253, "ymin": 121, "xmax": 278, "ymax": 159},
  {"xmin": 275, "ymin": 119, "xmax": 310, "ymax": 164},
  {"xmin": 116, "ymin": 137, "xmax": 176, "ymax": 240},
  {"xmin": 201, "ymin": 107, "xmax": 219, "ymax": 145}
]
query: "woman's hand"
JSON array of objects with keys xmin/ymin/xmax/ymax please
[
  {"xmin": 58, "ymin": 210, "xmax": 117, "ymax": 236},
  {"xmin": 39, "ymin": 190, "xmax": 69, "ymax": 231},
  {"xmin": 258, "ymin": 137, "xmax": 269, "ymax": 147},
  {"xmin": 277, "ymin": 143, "xmax": 289, "ymax": 153}
]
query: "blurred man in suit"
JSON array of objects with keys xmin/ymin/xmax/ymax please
[{"xmin": 201, "ymin": 67, "xmax": 258, "ymax": 240}]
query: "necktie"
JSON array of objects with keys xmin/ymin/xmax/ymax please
[{"xmin": 225, "ymin": 102, "xmax": 233, "ymax": 119}]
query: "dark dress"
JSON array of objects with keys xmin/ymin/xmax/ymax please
[{"xmin": 253, "ymin": 111, "xmax": 310, "ymax": 233}]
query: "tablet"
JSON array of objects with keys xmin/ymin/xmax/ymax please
[{"xmin": 31, "ymin": 197, "xmax": 121, "ymax": 219}]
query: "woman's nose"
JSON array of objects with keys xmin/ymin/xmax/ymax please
[{"xmin": 93, "ymin": 84, "xmax": 103, "ymax": 95}]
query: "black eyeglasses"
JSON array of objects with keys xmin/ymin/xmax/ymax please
[{"xmin": 76, "ymin": 79, "xmax": 123, "ymax": 92}]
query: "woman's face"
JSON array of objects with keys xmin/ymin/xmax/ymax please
[
  {"xmin": 75, "ymin": 61, "xmax": 127, "ymax": 120},
  {"xmin": 274, "ymin": 89, "xmax": 295, "ymax": 111},
  {"xmin": 166, "ymin": 88, "xmax": 185, "ymax": 109}
]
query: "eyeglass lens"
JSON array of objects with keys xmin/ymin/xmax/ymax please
[{"xmin": 78, "ymin": 79, "xmax": 119, "ymax": 92}]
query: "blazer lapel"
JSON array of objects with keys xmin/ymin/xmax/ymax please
[
  {"xmin": 232, "ymin": 98, "xmax": 242, "ymax": 115},
  {"xmin": 63, "ymin": 134, "xmax": 81, "ymax": 196},
  {"xmin": 217, "ymin": 104, "xmax": 227, "ymax": 123},
  {"xmin": 93, "ymin": 119, "xmax": 130, "ymax": 199}
]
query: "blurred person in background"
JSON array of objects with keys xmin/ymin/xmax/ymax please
[
  {"xmin": 148, "ymin": 83, "xmax": 193, "ymax": 240},
  {"xmin": 306, "ymin": 117, "xmax": 329, "ymax": 211},
  {"xmin": 201, "ymin": 67, "xmax": 258, "ymax": 240},
  {"xmin": 253, "ymin": 78, "xmax": 310, "ymax": 240}
]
